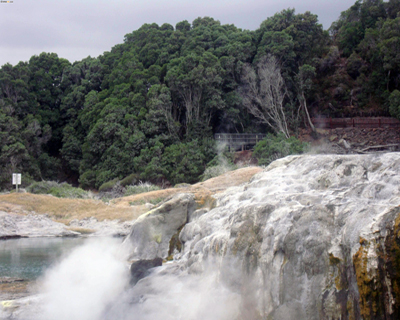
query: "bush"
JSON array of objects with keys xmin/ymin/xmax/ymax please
[
  {"xmin": 95, "ymin": 170, "xmax": 114, "ymax": 189},
  {"xmin": 98, "ymin": 178, "xmax": 119, "ymax": 192},
  {"xmin": 79, "ymin": 170, "xmax": 96, "ymax": 189},
  {"xmin": 27, "ymin": 181, "xmax": 89, "ymax": 199},
  {"xmin": 389, "ymin": 90, "xmax": 400, "ymax": 120},
  {"xmin": 200, "ymin": 153, "xmax": 236, "ymax": 181},
  {"xmin": 100, "ymin": 181, "xmax": 125, "ymax": 200},
  {"xmin": 49, "ymin": 185, "xmax": 89, "ymax": 199},
  {"xmin": 120, "ymin": 173, "xmax": 139, "ymax": 187},
  {"xmin": 161, "ymin": 139, "xmax": 216, "ymax": 185},
  {"xmin": 124, "ymin": 181, "xmax": 161, "ymax": 196},
  {"xmin": 253, "ymin": 133, "xmax": 309, "ymax": 166}
]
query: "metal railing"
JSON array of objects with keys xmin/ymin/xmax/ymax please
[{"xmin": 214, "ymin": 133, "xmax": 267, "ymax": 151}]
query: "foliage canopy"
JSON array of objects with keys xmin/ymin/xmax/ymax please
[{"xmin": 1, "ymin": 2, "xmax": 399, "ymax": 190}]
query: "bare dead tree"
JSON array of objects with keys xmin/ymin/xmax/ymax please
[{"xmin": 239, "ymin": 55, "xmax": 290, "ymax": 138}]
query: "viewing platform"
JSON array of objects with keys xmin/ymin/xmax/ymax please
[{"xmin": 214, "ymin": 133, "xmax": 266, "ymax": 151}]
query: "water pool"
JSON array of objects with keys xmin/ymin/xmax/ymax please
[{"xmin": 0, "ymin": 237, "xmax": 86, "ymax": 280}]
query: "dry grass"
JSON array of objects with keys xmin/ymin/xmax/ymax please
[
  {"xmin": 0, "ymin": 167, "xmax": 263, "ymax": 224},
  {"xmin": 192, "ymin": 166, "xmax": 262, "ymax": 191},
  {"xmin": 112, "ymin": 166, "xmax": 263, "ymax": 208},
  {"xmin": 0, "ymin": 193, "xmax": 147, "ymax": 223}
]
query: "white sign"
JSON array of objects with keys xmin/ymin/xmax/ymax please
[{"xmin": 12, "ymin": 173, "xmax": 21, "ymax": 185}]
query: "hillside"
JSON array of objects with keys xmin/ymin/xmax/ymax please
[{"xmin": 1, "ymin": 0, "xmax": 399, "ymax": 192}]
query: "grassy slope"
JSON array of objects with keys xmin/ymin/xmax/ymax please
[{"xmin": 0, "ymin": 167, "xmax": 263, "ymax": 224}]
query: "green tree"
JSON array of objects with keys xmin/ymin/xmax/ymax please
[
  {"xmin": 389, "ymin": 90, "xmax": 400, "ymax": 119},
  {"xmin": 161, "ymin": 139, "xmax": 215, "ymax": 185},
  {"xmin": 166, "ymin": 52, "xmax": 224, "ymax": 136},
  {"xmin": 28, "ymin": 53, "xmax": 71, "ymax": 153},
  {"xmin": 296, "ymin": 64, "xmax": 316, "ymax": 132},
  {"xmin": 379, "ymin": 17, "xmax": 400, "ymax": 77},
  {"xmin": 258, "ymin": 9, "xmax": 327, "ymax": 67}
]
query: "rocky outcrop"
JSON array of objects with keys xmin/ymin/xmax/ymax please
[
  {"xmin": 130, "ymin": 258, "xmax": 163, "ymax": 285},
  {"xmin": 0, "ymin": 211, "xmax": 79, "ymax": 238},
  {"xmin": 126, "ymin": 153, "xmax": 400, "ymax": 320},
  {"xmin": 68, "ymin": 217, "xmax": 134, "ymax": 237},
  {"xmin": 121, "ymin": 193, "xmax": 196, "ymax": 260},
  {"xmin": 178, "ymin": 153, "xmax": 400, "ymax": 319}
]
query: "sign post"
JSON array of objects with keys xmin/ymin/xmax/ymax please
[{"xmin": 12, "ymin": 173, "xmax": 21, "ymax": 193}]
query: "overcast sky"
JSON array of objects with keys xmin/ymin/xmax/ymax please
[{"xmin": 0, "ymin": 0, "xmax": 354, "ymax": 67}]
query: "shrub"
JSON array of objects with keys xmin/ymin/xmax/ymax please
[
  {"xmin": 19, "ymin": 173, "xmax": 35, "ymax": 189},
  {"xmin": 124, "ymin": 181, "xmax": 160, "ymax": 196},
  {"xmin": 79, "ymin": 170, "xmax": 96, "ymax": 189},
  {"xmin": 200, "ymin": 153, "xmax": 236, "ymax": 181},
  {"xmin": 95, "ymin": 170, "xmax": 114, "ymax": 189},
  {"xmin": 161, "ymin": 139, "xmax": 216, "ymax": 185},
  {"xmin": 120, "ymin": 173, "xmax": 139, "ymax": 187},
  {"xmin": 98, "ymin": 178, "xmax": 119, "ymax": 192},
  {"xmin": 27, "ymin": 181, "xmax": 89, "ymax": 199},
  {"xmin": 49, "ymin": 185, "xmax": 89, "ymax": 199},
  {"xmin": 389, "ymin": 90, "xmax": 400, "ymax": 120},
  {"xmin": 253, "ymin": 133, "xmax": 309, "ymax": 166},
  {"xmin": 27, "ymin": 181, "xmax": 59, "ymax": 194}
]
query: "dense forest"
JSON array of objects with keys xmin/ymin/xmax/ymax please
[{"xmin": 1, "ymin": 0, "xmax": 400, "ymax": 191}]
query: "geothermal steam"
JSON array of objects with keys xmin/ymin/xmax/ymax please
[
  {"xmin": 39, "ymin": 238, "xmax": 129, "ymax": 320},
  {"xmin": 36, "ymin": 238, "xmax": 240, "ymax": 320}
]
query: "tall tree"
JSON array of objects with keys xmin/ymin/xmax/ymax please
[
  {"xmin": 238, "ymin": 55, "xmax": 290, "ymax": 138},
  {"xmin": 166, "ymin": 52, "xmax": 224, "ymax": 136},
  {"xmin": 296, "ymin": 65, "xmax": 316, "ymax": 132}
]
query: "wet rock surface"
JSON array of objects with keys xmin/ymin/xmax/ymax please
[
  {"xmin": 68, "ymin": 217, "xmax": 134, "ymax": 237},
  {"xmin": 0, "ymin": 211, "xmax": 79, "ymax": 239},
  {"xmin": 170, "ymin": 153, "xmax": 400, "ymax": 319},
  {"xmin": 129, "ymin": 258, "xmax": 163, "ymax": 285},
  {"xmin": 121, "ymin": 193, "xmax": 196, "ymax": 260},
  {"xmin": 0, "ymin": 211, "xmax": 135, "ymax": 239}
]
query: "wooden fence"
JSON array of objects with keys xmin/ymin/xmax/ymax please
[
  {"xmin": 312, "ymin": 117, "xmax": 400, "ymax": 129},
  {"xmin": 215, "ymin": 117, "xmax": 400, "ymax": 150}
]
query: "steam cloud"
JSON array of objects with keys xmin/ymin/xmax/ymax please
[
  {"xmin": 32, "ymin": 239, "xmax": 240, "ymax": 320},
  {"xmin": 103, "ymin": 266, "xmax": 241, "ymax": 320},
  {"xmin": 39, "ymin": 238, "xmax": 129, "ymax": 320}
]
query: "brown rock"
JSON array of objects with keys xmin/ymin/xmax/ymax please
[{"xmin": 329, "ymin": 135, "xmax": 338, "ymax": 142}]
